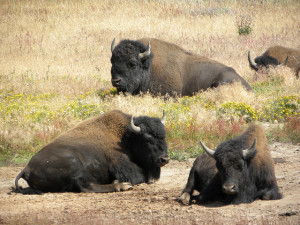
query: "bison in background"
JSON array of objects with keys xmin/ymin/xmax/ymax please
[
  {"xmin": 248, "ymin": 46, "xmax": 300, "ymax": 78},
  {"xmin": 179, "ymin": 125, "xmax": 282, "ymax": 205},
  {"xmin": 111, "ymin": 38, "xmax": 252, "ymax": 96},
  {"xmin": 15, "ymin": 110, "xmax": 169, "ymax": 194}
]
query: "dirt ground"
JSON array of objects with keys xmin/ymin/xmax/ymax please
[{"xmin": 0, "ymin": 142, "xmax": 299, "ymax": 225}]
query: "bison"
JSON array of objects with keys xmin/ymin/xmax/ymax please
[
  {"xmin": 15, "ymin": 110, "xmax": 169, "ymax": 193},
  {"xmin": 111, "ymin": 38, "xmax": 252, "ymax": 96},
  {"xmin": 179, "ymin": 125, "xmax": 282, "ymax": 205},
  {"xmin": 248, "ymin": 46, "xmax": 300, "ymax": 78}
]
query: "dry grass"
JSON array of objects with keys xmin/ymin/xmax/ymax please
[{"xmin": 0, "ymin": 0, "xmax": 299, "ymax": 164}]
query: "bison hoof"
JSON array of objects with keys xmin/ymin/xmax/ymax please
[
  {"xmin": 147, "ymin": 178, "xmax": 157, "ymax": 184},
  {"xmin": 178, "ymin": 192, "xmax": 190, "ymax": 205},
  {"xmin": 115, "ymin": 182, "xmax": 133, "ymax": 192}
]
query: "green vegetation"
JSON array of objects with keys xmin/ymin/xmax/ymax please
[
  {"xmin": 218, "ymin": 102, "xmax": 258, "ymax": 122},
  {"xmin": 236, "ymin": 13, "xmax": 253, "ymax": 35},
  {"xmin": 260, "ymin": 95, "xmax": 299, "ymax": 122},
  {"xmin": 1, "ymin": 73, "xmax": 299, "ymax": 164}
]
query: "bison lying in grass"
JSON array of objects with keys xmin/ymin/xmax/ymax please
[
  {"xmin": 179, "ymin": 125, "xmax": 282, "ymax": 205},
  {"xmin": 111, "ymin": 38, "xmax": 252, "ymax": 96},
  {"xmin": 248, "ymin": 46, "xmax": 300, "ymax": 78},
  {"xmin": 15, "ymin": 110, "xmax": 169, "ymax": 194}
]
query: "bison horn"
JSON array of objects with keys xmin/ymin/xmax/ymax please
[
  {"xmin": 130, "ymin": 116, "xmax": 141, "ymax": 134},
  {"xmin": 139, "ymin": 41, "xmax": 151, "ymax": 60},
  {"xmin": 280, "ymin": 56, "xmax": 289, "ymax": 66},
  {"xmin": 111, "ymin": 38, "xmax": 116, "ymax": 53},
  {"xmin": 161, "ymin": 110, "xmax": 166, "ymax": 126},
  {"xmin": 242, "ymin": 138, "xmax": 257, "ymax": 159},
  {"xmin": 200, "ymin": 141, "xmax": 215, "ymax": 157},
  {"xmin": 248, "ymin": 51, "xmax": 259, "ymax": 71}
]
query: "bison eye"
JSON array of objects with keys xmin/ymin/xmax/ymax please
[
  {"xmin": 216, "ymin": 161, "xmax": 222, "ymax": 170},
  {"xmin": 234, "ymin": 161, "xmax": 244, "ymax": 171},
  {"xmin": 128, "ymin": 61, "xmax": 138, "ymax": 68}
]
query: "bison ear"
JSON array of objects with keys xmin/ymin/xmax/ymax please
[
  {"xmin": 161, "ymin": 110, "xmax": 166, "ymax": 126},
  {"xmin": 111, "ymin": 38, "xmax": 116, "ymax": 53},
  {"xmin": 130, "ymin": 116, "xmax": 141, "ymax": 134},
  {"xmin": 242, "ymin": 138, "xmax": 257, "ymax": 160},
  {"xmin": 139, "ymin": 41, "xmax": 151, "ymax": 60},
  {"xmin": 200, "ymin": 141, "xmax": 215, "ymax": 158}
]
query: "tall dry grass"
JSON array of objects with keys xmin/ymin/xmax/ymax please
[{"xmin": 0, "ymin": 0, "xmax": 299, "ymax": 164}]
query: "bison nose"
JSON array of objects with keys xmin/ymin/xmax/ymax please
[
  {"xmin": 160, "ymin": 156, "xmax": 170, "ymax": 166},
  {"xmin": 222, "ymin": 184, "xmax": 237, "ymax": 195},
  {"xmin": 111, "ymin": 78, "xmax": 122, "ymax": 86}
]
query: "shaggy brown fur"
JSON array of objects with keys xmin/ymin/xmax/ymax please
[
  {"xmin": 139, "ymin": 38, "xmax": 252, "ymax": 95},
  {"xmin": 54, "ymin": 110, "xmax": 129, "ymax": 165}
]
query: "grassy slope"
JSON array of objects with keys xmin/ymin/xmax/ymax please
[{"xmin": 0, "ymin": 0, "xmax": 299, "ymax": 165}]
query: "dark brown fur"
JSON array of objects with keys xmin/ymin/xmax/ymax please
[
  {"xmin": 15, "ymin": 110, "xmax": 169, "ymax": 194},
  {"xmin": 179, "ymin": 125, "xmax": 282, "ymax": 205}
]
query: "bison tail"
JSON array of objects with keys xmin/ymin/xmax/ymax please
[{"xmin": 15, "ymin": 169, "xmax": 25, "ymax": 191}]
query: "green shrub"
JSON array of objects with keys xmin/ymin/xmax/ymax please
[
  {"xmin": 238, "ymin": 25, "xmax": 252, "ymax": 35},
  {"xmin": 260, "ymin": 95, "xmax": 299, "ymax": 122},
  {"xmin": 236, "ymin": 13, "xmax": 253, "ymax": 35},
  {"xmin": 218, "ymin": 102, "xmax": 258, "ymax": 122}
]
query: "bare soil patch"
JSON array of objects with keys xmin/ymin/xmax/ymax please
[{"xmin": 0, "ymin": 142, "xmax": 299, "ymax": 224}]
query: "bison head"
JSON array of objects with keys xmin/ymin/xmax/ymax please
[
  {"xmin": 200, "ymin": 139, "xmax": 257, "ymax": 196},
  {"xmin": 110, "ymin": 39, "xmax": 154, "ymax": 95},
  {"xmin": 248, "ymin": 51, "xmax": 288, "ymax": 71},
  {"xmin": 123, "ymin": 110, "xmax": 169, "ymax": 169}
]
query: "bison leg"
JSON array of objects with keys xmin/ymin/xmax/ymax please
[
  {"xmin": 179, "ymin": 167, "xmax": 197, "ymax": 205},
  {"xmin": 257, "ymin": 186, "xmax": 282, "ymax": 200},
  {"xmin": 80, "ymin": 180, "xmax": 133, "ymax": 193},
  {"xmin": 179, "ymin": 192, "xmax": 191, "ymax": 206},
  {"xmin": 146, "ymin": 167, "xmax": 161, "ymax": 184},
  {"xmin": 196, "ymin": 173, "xmax": 223, "ymax": 204}
]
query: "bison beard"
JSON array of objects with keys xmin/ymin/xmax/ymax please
[
  {"xmin": 111, "ymin": 38, "xmax": 253, "ymax": 96},
  {"xmin": 15, "ymin": 110, "xmax": 169, "ymax": 194},
  {"xmin": 179, "ymin": 125, "xmax": 282, "ymax": 205}
]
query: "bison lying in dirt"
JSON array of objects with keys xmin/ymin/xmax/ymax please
[
  {"xmin": 179, "ymin": 125, "xmax": 282, "ymax": 205},
  {"xmin": 111, "ymin": 38, "xmax": 252, "ymax": 96},
  {"xmin": 248, "ymin": 46, "xmax": 300, "ymax": 78},
  {"xmin": 15, "ymin": 110, "xmax": 169, "ymax": 193}
]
